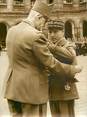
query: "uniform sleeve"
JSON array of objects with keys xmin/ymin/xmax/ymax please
[
  {"xmin": 47, "ymin": 39, "xmax": 76, "ymax": 64},
  {"xmin": 52, "ymin": 46, "xmax": 75, "ymax": 64},
  {"xmin": 64, "ymin": 41, "xmax": 77, "ymax": 65},
  {"xmin": 64, "ymin": 41, "xmax": 76, "ymax": 56},
  {"xmin": 32, "ymin": 34, "xmax": 76, "ymax": 78}
]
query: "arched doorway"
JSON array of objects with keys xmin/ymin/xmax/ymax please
[
  {"xmin": 83, "ymin": 20, "xmax": 87, "ymax": 37},
  {"xmin": 65, "ymin": 21, "xmax": 72, "ymax": 40},
  {"xmin": 0, "ymin": 23, "xmax": 7, "ymax": 48},
  {"xmin": 31, "ymin": 0, "xmax": 36, "ymax": 6},
  {"xmin": 47, "ymin": 0, "xmax": 54, "ymax": 4}
]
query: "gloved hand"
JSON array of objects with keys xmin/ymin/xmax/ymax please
[
  {"xmin": 64, "ymin": 65, "xmax": 82, "ymax": 91},
  {"xmin": 69, "ymin": 65, "xmax": 82, "ymax": 79},
  {"xmin": 74, "ymin": 65, "xmax": 83, "ymax": 73}
]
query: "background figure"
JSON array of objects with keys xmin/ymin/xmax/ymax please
[
  {"xmin": 47, "ymin": 20, "xmax": 82, "ymax": 117},
  {"xmin": 0, "ymin": 44, "xmax": 2, "ymax": 55}
]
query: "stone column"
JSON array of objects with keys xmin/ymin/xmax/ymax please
[
  {"xmin": 7, "ymin": 0, "xmax": 13, "ymax": 11},
  {"xmin": 73, "ymin": 0, "xmax": 79, "ymax": 7},
  {"xmin": 72, "ymin": 24, "xmax": 75, "ymax": 42},
  {"xmin": 54, "ymin": 0, "xmax": 63, "ymax": 9},
  {"xmin": 74, "ymin": 19, "xmax": 81, "ymax": 41},
  {"xmin": 42, "ymin": 0, "xmax": 47, "ymax": 3},
  {"xmin": 24, "ymin": 0, "xmax": 31, "ymax": 11},
  {"xmin": 79, "ymin": 23, "xmax": 83, "ymax": 40}
]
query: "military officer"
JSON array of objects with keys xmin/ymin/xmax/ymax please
[{"xmin": 47, "ymin": 20, "xmax": 82, "ymax": 117}]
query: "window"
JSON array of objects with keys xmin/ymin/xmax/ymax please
[
  {"xmin": 80, "ymin": 0, "xmax": 85, "ymax": 2},
  {"xmin": 0, "ymin": 0, "xmax": 6, "ymax": 3},
  {"xmin": 63, "ymin": 0, "xmax": 73, "ymax": 4},
  {"xmin": 48, "ymin": 0, "xmax": 54, "ymax": 4},
  {"xmin": 14, "ymin": 0, "xmax": 23, "ymax": 4},
  {"xmin": 66, "ymin": 0, "xmax": 72, "ymax": 3}
]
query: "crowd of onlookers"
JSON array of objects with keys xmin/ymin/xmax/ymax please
[
  {"xmin": 0, "ymin": 44, "xmax": 1, "ymax": 55},
  {"xmin": 75, "ymin": 37, "xmax": 87, "ymax": 56},
  {"xmin": 75, "ymin": 42, "xmax": 87, "ymax": 56},
  {"xmin": 66, "ymin": 37, "xmax": 87, "ymax": 56},
  {"xmin": 0, "ymin": 44, "xmax": 1, "ymax": 51},
  {"xmin": 0, "ymin": 41, "xmax": 6, "ymax": 52}
]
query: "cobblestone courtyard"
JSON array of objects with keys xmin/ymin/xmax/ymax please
[{"xmin": 0, "ymin": 51, "xmax": 87, "ymax": 117}]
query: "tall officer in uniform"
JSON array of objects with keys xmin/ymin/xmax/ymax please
[{"xmin": 4, "ymin": 1, "xmax": 81, "ymax": 117}]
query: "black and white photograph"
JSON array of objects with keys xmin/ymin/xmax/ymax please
[{"xmin": 0, "ymin": 0, "xmax": 87, "ymax": 117}]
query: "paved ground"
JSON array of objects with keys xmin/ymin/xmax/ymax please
[
  {"xmin": 0, "ymin": 51, "xmax": 87, "ymax": 117},
  {"xmin": 75, "ymin": 55, "xmax": 87, "ymax": 117}
]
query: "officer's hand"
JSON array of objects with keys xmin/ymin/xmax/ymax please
[
  {"xmin": 74, "ymin": 65, "xmax": 83, "ymax": 73},
  {"xmin": 70, "ymin": 65, "xmax": 82, "ymax": 78},
  {"xmin": 47, "ymin": 41, "xmax": 55, "ymax": 50}
]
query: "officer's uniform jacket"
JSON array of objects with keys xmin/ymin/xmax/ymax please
[
  {"xmin": 48, "ymin": 38, "xmax": 79, "ymax": 101},
  {"xmin": 4, "ymin": 21, "xmax": 75, "ymax": 104}
]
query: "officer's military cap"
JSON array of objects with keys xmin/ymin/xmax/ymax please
[
  {"xmin": 32, "ymin": 0, "xmax": 51, "ymax": 18},
  {"xmin": 48, "ymin": 20, "xmax": 64, "ymax": 30}
]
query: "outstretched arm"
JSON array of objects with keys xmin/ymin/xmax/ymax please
[
  {"xmin": 47, "ymin": 41, "xmax": 76, "ymax": 64},
  {"xmin": 32, "ymin": 33, "xmax": 81, "ymax": 78}
]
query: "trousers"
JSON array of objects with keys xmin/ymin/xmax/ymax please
[
  {"xmin": 49, "ymin": 100, "xmax": 75, "ymax": 117},
  {"xmin": 7, "ymin": 99, "xmax": 47, "ymax": 117}
]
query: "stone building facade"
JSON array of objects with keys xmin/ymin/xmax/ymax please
[
  {"xmin": 0, "ymin": 0, "xmax": 34, "ymax": 47},
  {"xmin": 0, "ymin": 0, "xmax": 87, "ymax": 46},
  {"xmin": 49, "ymin": 0, "xmax": 87, "ymax": 43}
]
